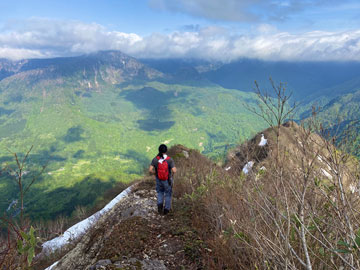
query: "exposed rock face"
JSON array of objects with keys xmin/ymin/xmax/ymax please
[
  {"xmin": 224, "ymin": 121, "xmax": 355, "ymax": 189},
  {"xmin": 0, "ymin": 59, "xmax": 28, "ymax": 81}
]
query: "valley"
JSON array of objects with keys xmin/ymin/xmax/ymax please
[
  {"xmin": 0, "ymin": 51, "xmax": 265, "ymax": 220},
  {"xmin": 0, "ymin": 50, "xmax": 359, "ymax": 221}
]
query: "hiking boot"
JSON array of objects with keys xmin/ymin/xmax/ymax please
[
  {"xmin": 163, "ymin": 209, "xmax": 170, "ymax": 215},
  {"xmin": 157, "ymin": 204, "xmax": 163, "ymax": 214}
]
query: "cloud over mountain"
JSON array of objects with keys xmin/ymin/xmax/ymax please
[{"xmin": 1, "ymin": 18, "xmax": 360, "ymax": 62}]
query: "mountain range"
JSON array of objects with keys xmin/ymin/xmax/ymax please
[
  {"xmin": 0, "ymin": 50, "xmax": 359, "ymax": 220},
  {"xmin": 0, "ymin": 51, "xmax": 264, "ymax": 219}
]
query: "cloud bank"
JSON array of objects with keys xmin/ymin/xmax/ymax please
[{"xmin": 1, "ymin": 18, "xmax": 360, "ymax": 62}]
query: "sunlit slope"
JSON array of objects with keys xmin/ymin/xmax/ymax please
[
  {"xmin": 314, "ymin": 89, "xmax": 360, "ymax": 157},
  {"xmin": 0, "ymin": 52, "xmax": 265, "ymax": 219}
]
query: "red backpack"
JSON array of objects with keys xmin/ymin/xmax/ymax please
[{"xmin": 157, "ymin": 156, "xmax": 171, "ymax": 180}]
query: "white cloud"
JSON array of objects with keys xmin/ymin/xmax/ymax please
[
  {"xmin": 0, "ymin": 47, "xmax": 46, "ymax": 60},
  {"xmin": 0, "ymin": 18, "xmax": 360, "ymax": 62}
]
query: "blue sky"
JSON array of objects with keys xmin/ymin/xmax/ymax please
[{"xmin": 0, "ymin": 0, "xmax": 360, "ymax": 61}]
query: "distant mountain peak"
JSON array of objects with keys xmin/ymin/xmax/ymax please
[
  {"xmin": 86, "ymin": 50, "xmax": 129, "ymax": 58},
  {"xmin": 0, "ymin": 50, "xmax": 164, "ymax": 85}
]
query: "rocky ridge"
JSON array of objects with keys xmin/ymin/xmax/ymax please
[
  {"xmin": 43, "ymin": 178, "xmax": 204, "ymax": 270},
  {"xmin": 38, "ymin": 126, "xmax": 360, "ymax": 270},
  {"xmin": 0, "ymin": 51, "xmax": 164, "ymax": 87}
]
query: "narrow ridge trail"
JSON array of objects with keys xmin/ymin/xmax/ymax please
[{"xmin": 45, "ymin": 180, "xmax": 206, "ymax": 270}]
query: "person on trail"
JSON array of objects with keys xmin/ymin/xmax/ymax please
[{"xmin": 149, "ymin": 144, "xmax": 176, "ymax": 215}]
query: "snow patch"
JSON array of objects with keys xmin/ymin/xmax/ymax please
[
  {"xmin": 321, "ymin": 168, "xmax": 332, "ymax": 179},
  {"xmin": 42, "ymin": 185, "xmax": 134, "ymax": 254},
  {"xmin": 258, "ymin": 134, "xmax": 267, "ymax": 146},
  {"xmin": 242, "ymin": 161, "xmax": 254, "ymax": 174},
  {"xmin": 350, "ymin": 184, "xmax": 357, "ymax": 194},
  {"xmin": 317, "ymin": 155, "xmax": 331, "ymax": 171},
  {"xmin": 45, "ymin": 261, "xmax": 58, "ymax": 270}
]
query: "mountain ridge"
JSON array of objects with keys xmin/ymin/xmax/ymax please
[
  {"xmin": 0, "ymin": 50, "xmax": 265, "ymax": 220},
  {"xmin": 0, "ymin": 51, "xmax": 165, "ymax": 87},
  {"xmin": 36, "ymin": 123, "xmax": 359, "ymax": 270},
  {"xmin": 0, "ymin": 49, "xmax": 359, "ymax": 222}
]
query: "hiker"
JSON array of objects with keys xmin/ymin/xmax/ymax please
[{"xmin": 149, "ymin": 144, "xmax": 176, "ymax": 215}]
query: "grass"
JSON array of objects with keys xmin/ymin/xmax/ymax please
[
  {"xmin": 169, "ymin": 124, "xmax": 360, "ymax": 269},
  {"xmin": 0, "ymin": 73, "xmax": 267, "ymax": 221}
]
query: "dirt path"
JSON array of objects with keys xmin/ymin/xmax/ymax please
[{"xmin": 47, "ymin": 180, "xmax": 206, "ymax": 270}]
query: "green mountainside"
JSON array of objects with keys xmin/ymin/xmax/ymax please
[
  {"xmin": 0, "ymin": 51, "xmax": 265, "ymax": 220},
  {"xmin": 0, "ymin": 59, "xmax": 24, "ymax": 80},
  {"xmin": 144, "ymin": 58, "xmax": 360, "ymax": 159},
  {"xmin": 1, "ymin": 51, "xmax": 359, "ymax": 221},
  {"xmin": 144, "ymin": 58, "xmax": 360, "ymax": 101},
  {"xmin": 296, "ymin": 75, "xmax": 360, "ymax": 158},
  {"xmin": 311, "ymin": 89, "xmax": 360, "ymax": 157},
  {"xmin": 312, "ymin": 89, "xmax": 360, "ymax": 123}
]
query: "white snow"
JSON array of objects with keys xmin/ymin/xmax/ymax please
[
  {"xmin": 321, "ymin": 168, "xmax": 333, "ymax": 180},
  {"xmin": 225, "ymin": 166, "xmax": 231, "ymax": 171},
  {"xmin": 350, "ymin": 184, "xmax": 357, "ymax": 194},
  {"xmin": 242, "ymin": 161, "xmax": 255, "ymax": 174},
  {"xmin": 45, "ymin": 261, "xmax": 58, "ymax": 270},
  {"xmin": 317, "ymin": 155, "xmax": 331, "ymax": 171},
  {"xmin": 42, "ymin": 185, "xmax": 134, "ymax": 254},
  {"xmin": 258, "ymin": 134, "xmax": 267, "ymax": 146}
]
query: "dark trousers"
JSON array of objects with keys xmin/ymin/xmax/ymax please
[{"xmin": 156, "ymin": 178, "xmax": 172, "ymax": 210}]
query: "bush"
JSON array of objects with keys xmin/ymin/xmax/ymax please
[{"xmin": 173, "ymin": 121, "xmax": 360, "ymax": 269}]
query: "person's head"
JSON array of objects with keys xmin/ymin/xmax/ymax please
[{"xmin": 158, "ymin": 144, "xmax": 167, "ymax": 158}]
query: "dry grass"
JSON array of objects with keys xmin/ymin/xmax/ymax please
[
  {"xmin": 2, "ymin": 124, "xmax": 358, "ymax": 269},
  {"xmin": 169, "ymin": 123, "xmax": 360, "ymax": 269}
]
